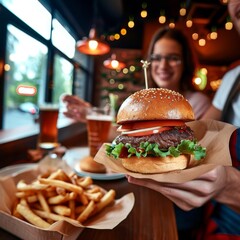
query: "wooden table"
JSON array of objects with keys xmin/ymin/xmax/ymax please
[{"xmin": 0, "ymin": 177, "xmax": 178, "ymax": 240}]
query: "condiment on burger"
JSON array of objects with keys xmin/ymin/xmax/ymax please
[{"xmin": 106, "ymin": 88, "xmax": 206, "ymax": 174}]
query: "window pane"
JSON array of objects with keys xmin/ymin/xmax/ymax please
[
  {"xmin": 1, "ymin": 0, "xmax": 51, "ymax": 40},
  {"xmin": 53, "ymin": 55, "xmax": 73, "ymax": 104},
  {"xmin": 74, "ymin": 49, "xmax": 89, "ymax": 69},
  {"xmin": 4, "ymin": 24, "xmax": 48, "ymax": 129},
  {"xmin": 74, "ymin": 67, "xmax": 87, "ymax": 100},
  {"xmin": 52, "ymin": 19, "xmax": 76, "ymax": 58}
]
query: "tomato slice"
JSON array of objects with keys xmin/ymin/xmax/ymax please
[
  {"xmin": 117, "ymin": 123, "xmax": 133, "ymax": 132},
  {"xmin": 122, "ymin": 126, "xmax": 172, "ymax": 137},
  {"xmin": 117, "ymin": 120, "xmax": 185, "ymax": 132}
]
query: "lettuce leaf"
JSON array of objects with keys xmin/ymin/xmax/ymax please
[{"xmin": 106, "ymin": 139, "xmax": 206, "ymax": 160}]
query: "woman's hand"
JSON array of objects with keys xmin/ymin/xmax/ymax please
[
  {"xmin": 127, "ymin": 165, "xmax": 240, "ymax": 212},
  {"xmin": 62, "ymin": 95, "xmax": 91, "ymax": 123}
]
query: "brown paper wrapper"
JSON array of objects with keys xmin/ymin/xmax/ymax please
[
  {"xmin": 94, "ymin": 120, "xmax": 237, "ymax": 183},
  {"xmin": 0, "ymin": 159, "xmax": 135, "ymax": 239}
]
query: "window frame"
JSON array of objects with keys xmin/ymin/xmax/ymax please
[{"xmin": 0, "ymin": 3, "xmax": 93, "ymax": 130}]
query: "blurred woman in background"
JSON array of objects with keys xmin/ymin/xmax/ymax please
[
  {"xmin": 63, "ymin": 27, "xmax": 211, "ymax": 121},
  {"xmin": 147, "ymin": 27, "xmax": 210, "ymax": 119}
]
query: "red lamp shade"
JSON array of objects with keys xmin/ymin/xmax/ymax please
[
  {"xmin": 77, "ymin": 28, "xmax": 110, "ymax": 55},
  {"xmin": 103, "ymin": 54, "xmax": 126, "ymax": 70}
]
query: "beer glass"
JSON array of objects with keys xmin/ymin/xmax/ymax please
[
  {"xmin": 86, "ymin": 106, "xmax": 113, "ymax": 157},
  {"xmin": 38, "ymin": 104, "xmax": 59, "ymax": 150}
]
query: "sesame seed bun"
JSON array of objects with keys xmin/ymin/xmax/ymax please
[{"xmin": 117, "ymin": 88, "xmax": 194, "ymax": 124}]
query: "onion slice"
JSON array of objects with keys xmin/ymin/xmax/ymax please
[{"xmin": 121, "ymin": 126, "xmax": 171, "ymax": 137}]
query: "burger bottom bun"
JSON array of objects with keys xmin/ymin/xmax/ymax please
[
  {"xmin": 80, "ymin": 156, "xmax": 106, "ymax": 173},
  {"xmin": 121, "ymin": 154, "xmax": 190, "ymax": 174}
]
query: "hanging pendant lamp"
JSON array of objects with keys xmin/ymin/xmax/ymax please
[
  {"xmin": 103, "ymin": 54, "xmax": 126, "ymax": 70},
  {"xmin": 76, "ymin": 0, "xmax": 110, "ymax": 56},
  {"xmin": 77, "ymin": 28, "xmax": 110, "ymax": 55}
]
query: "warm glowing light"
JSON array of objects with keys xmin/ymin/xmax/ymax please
[
  {"xmin": 123, "ymin": 68, "xmax": 129, "ymax": 74},
  {"xmin": 129, "ymin": 65, "xmax": 136, "ymax": 72},
  {"xmin": 141, "ymin": 10, "xmax": 147, "ymax": 18},
  {"xmin": 88, "ymin": 40, "xmax": 98, "ymax": 50},
  {"xmin": 169, "ymin": 22, "xmax": 175, "ymax": 28},
  {"xmin": 128, "ymin": 20, "xmax": 135, "ymax": 28},
  {"xmin": 220, "ymin": 0, "xmax": 228, "ymax": 4},
  {"xmin": 120, "ymin": 28, "xmax": 127, "ymax": 35},
  {"xmin": 103, "ymin": 54, "xmax": 126, "ymax": 70},
  {"xmin": 179, "ymin": 8, "xmax": 186, "ymax": 16},
  {"xmin": 114, "ymin": 33, "xmax": 120, "ymax": 40},
  {"xmin": 159, "ymin": 15, "xmax": 166, "ymax": 24},
  {"xmin": 118, "ymin": 84, "xmax": 124, "ymax": 89},
  {"xmin": 194, "ymin": 68, "xmax": 208, "ymax": 90},
  {"xmin": 198, "ymin": 38, "xmax": 206, "ymax": 46},
  {"xmin": 4, "ymin": 64, "xmax": 11, "ymax": 71},
  {"xmin": 200, "ymin": 68, "xmax": 208, "ymax": 75},
  {"xmin": 194, "ymin": 77, "xmax": 202, "ymax": 85},
  {"xmin": 186, "ymin": 19, "xmax": 193, "ymax": 28},
  {"xmin": 192, "ymin": 33, "xmax": 199, "ymax": 40},
  {"xmin": 111, "ymin": 60, "xmax": 119, "ymax": 69},
  {"xmin": 109, "ymin": 35, "xmax": 115, "ymax": 41},
  {"xmin": 109, "ymin": 79, "xmax": 115, "ymax": 84},
  {"xmin": 210, "ymin": 31, "xmax": 218, "ymax": 40},
  {"xmin": 16, "ymin": 85, "xmax": 37, "ymax": 96},
  {"xmin": 77, "ymin": 28, "xmax": 110, "ymax": 55},
  {"xmin": 225, "ymin": 21, "xmax": 233, "ymax": 30}
]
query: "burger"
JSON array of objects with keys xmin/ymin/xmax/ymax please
[{"xmin": 106, "ymin": 88, "xmax": 206, "ymax": 174}]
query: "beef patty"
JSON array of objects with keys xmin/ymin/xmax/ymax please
[{"xmin": 114, "ymin": 126, "xmax": 195, "ymax": 150}]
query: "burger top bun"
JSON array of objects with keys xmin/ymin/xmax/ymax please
[{"xmin": 117, "ymin": 88, "xmax": 195, "ymax": 124}]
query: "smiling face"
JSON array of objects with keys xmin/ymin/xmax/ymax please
[
  {"xmin": 150, "ymin": 38, "xmax": 184, "ymax": 92},
  {"xmin": 228, "ymin": 0, "xmax": 240, "ymax": 34}
]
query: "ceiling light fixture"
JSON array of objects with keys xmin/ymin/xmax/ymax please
[
  {"xmin": 159, "ymin": 10, "xmax": 166, "ymax": 24},
  {"xmin": 76, "ymin": 0, "xmax": 110, "ymax": 56},
  {"xmin": 77, "ymin": 27, "xmax": 110, "ymax": 55},
  {"xmin": 179, "ymin": 2, "xmax": 187, "ymax": 16},
  {"xmin": 169, "ymin": 20, "xmax": 175, "ymax": 29},
  {"xmin": 128, "ymin": 17, "xmax": 135, "ymax": 28},
  {"xmin": 225, "ymin": 17, "xmax": 233, "ymax": 30},
  {"xmin": 103, "ymin": 54, "xmax": 126, "ymax": 70}
]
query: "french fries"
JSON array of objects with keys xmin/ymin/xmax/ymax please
[{"xmin": 13, "ymin": 169, "xmax": 116, "ymax": 229}]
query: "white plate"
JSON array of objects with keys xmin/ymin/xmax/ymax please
[
  {"xmin": 63, "ymin": 147, "xmax": 125, "ymax": 180},
  {"xmin": 0, "ymin": 163, "xmax": 37, "ymax": 177}
]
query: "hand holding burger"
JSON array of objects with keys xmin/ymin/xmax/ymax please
[{"xmin": 106, "ymin": 88, "xmax": 206, "ymax": 174}]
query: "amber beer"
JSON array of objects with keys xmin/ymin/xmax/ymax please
[
  {"xmin": 38, "ymin": 104, "xmax": 59, "ymax": 150},
  {"xmin": 86, "ymin": 108, "xmax": 113, "ymax": 156}
]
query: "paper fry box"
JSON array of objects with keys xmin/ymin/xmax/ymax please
[
  {"xmin": 0, "ymin": 167, "xmax": 134, "ymax": 240},
  {"xmin": 95, "ymin": 119, "xmax": 237, "ymax": 183}
]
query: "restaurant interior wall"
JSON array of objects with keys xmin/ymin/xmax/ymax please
[{"xmin": 94, "ymin": 48, "xmax": 144, "ymax": 109}]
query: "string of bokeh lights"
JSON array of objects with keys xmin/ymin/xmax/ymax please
[{"xmin": 106, "ymin": 0, "xmax": 232, "ymax": 47}]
